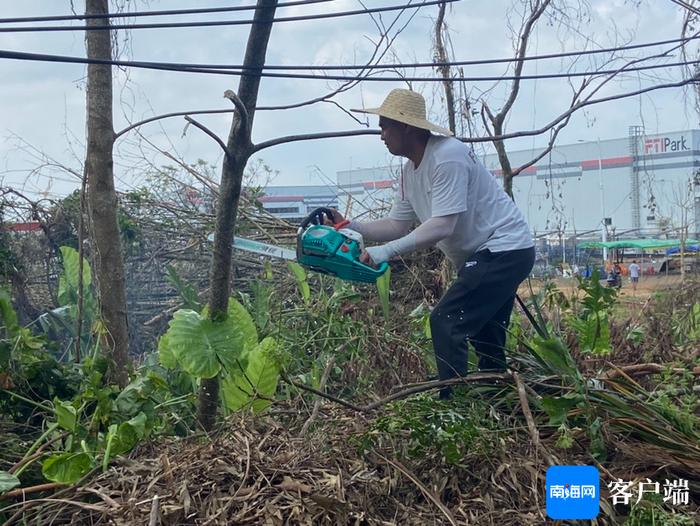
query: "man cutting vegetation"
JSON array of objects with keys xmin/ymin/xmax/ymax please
[{"xmin": 331, "ymin": 89, "xmax": 535, "ymax": 398}]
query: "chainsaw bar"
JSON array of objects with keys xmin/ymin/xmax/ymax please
[{"xmin": 232, "ymin": 237, "xmax": 297, "ymax": 262}]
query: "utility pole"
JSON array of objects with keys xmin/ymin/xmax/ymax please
[{"xmin": 597, "ymin": 137, "xmax": 608, "ymax": 263}]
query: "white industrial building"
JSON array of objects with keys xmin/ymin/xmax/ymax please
[
  {"xmin": 258, "ymin": 185, "xmax": 338, "ymax": 222},
  {"xmin": 486, "ymin": 127, "xmax": 700, "ymax": 240},
  {"xmin": 261, "ymin": 128, "xmax": 700, "ymax": 241}
]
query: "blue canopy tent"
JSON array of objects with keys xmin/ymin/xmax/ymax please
[{"xmin": 666, "ymin": 244, "xmax": 700, "ymax": 255}]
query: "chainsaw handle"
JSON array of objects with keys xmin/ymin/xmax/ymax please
[{"xmin": 299, "ymin": 207, "xmax": 338, "ymax": 229}]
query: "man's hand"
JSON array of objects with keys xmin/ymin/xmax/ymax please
[
  {"xmin": 359, "ymin": 249, "xmax": 376, "ymax": 267},
  {"xmin": 324, "ymin": 208, "xmax": 345, "ymax": 226},
  {"xmin": 361, "ymin": 245, "xmax": 392, "ymax": 266}
]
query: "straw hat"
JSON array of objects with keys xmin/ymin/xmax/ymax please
[{"xmin": 351, "ymin": 89, "xmax": 453, "ymax": 136}]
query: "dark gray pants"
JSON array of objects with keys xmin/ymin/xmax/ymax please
[{"xmin": 429, "ymin": 247, "xmax": 535, "ymax": 381}]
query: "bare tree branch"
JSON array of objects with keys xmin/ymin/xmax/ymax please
[
  {"xmin": 224, "ymin": 89, "xmax": 250, "ymax": 146},
  {"xmin": 464, "ymin": 75, "xmax": 700, "ymax": 144},
  {"xmin": 114, "ymin": 109, "xmax": 236, "ymax": 140},
  {"xmin": 183, "ymin": 116, "xmax": 233, "ymax": 159},
  {"xmin": 251, "ymin": 129, "xmax": 379, "ymax": 154},
  {"xmin": 434, "ymin": 1, "xmax": 456, "ymax": 133}
]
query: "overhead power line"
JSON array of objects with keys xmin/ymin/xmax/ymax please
[
  {"xmin": 0, "ymin": 0, "xmax": 336, "ymax": 24},
  {"xmin": 11, "ymin": 33, "xmax": 695, "ymax": 72},
  {"xmin": 669, "ymin": 0, "xmax": 700, "ymax": 17},
  {"xmin": 185, "ymin": 33, "xmax": 700, "ymax": 70},
  {"xmin": 1, "ymin": 48, "xmax": 698, "ymax": 82},
  {"xmin": 0, "ymin": 0, "xmax": 457, "ymax": 33}
]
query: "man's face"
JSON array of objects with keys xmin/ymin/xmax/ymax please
[{"xmin": 379, "ymin": 117, "xmax": 407, "ymax": 156}]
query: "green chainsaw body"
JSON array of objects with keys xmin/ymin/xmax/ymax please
[{"xmin": 296, "ymin": 211, "xmax": 388, "ymax": 283}]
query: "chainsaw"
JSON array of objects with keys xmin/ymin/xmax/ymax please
[{"xmin": 226, "ymin": 207, "xmax": 388, "ymax": 283}]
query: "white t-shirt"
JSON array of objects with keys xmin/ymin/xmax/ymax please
[
  {"xmin": 628, "ymin": 263, "xmax": 640, "ymax": 278},
  {"xmin": 388, "ymin": 135, "xmax": 533, "ymax": 268}
]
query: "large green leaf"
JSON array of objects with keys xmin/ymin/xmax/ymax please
[
  {"xmin": 109, "ymin": 412, "xmax": 147, "ymax": 456},
  {"xmin": 219, "ymin": 298, "xmax": 258, "ymax": 372},
  {"xmin": 157, "ymin": 333, "xmax": 177, "ymax": 369},
  {"xmin": 0, "ymin": 471, "xmax": 20, "ymax": 493},
  {"xmin": 57, "ymin": 246, "xmax": 92, "ymax": 307},
  {"xmin": 221, "ymin": 337, "xmax": 279, "ymax": 413},
  {"xmin": 115, "ymin": 377, "xmax": 152, "ymax": 416},
  {"xmin": 166, "ymin": 301, "xmax": 256, "ymax": 378},
  {"xmin": 54, "ymin": 398, "xmax": 77, "ymax": 432},
  {"xmin": 199, "ymin": 298, "xmax": 258, "ymax": 374},
  {"xmin": 166, "ymin": 310, "xmax": 227, "ymax": 378},
  {"xmin": 42, "ymin": 452, "xmax": 93, "ymax": 484}
]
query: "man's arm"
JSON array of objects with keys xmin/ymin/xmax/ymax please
[
  {"xmin": 346, "ymin": 217, "xmax": 412, "ymax": 242},
  {"xmin": 327, "ymin": 209, "xmax": 412, "ymax": 242},
  {"xmin": 362, "ymin": 214, "xmax": 458, "ymax": 265}
]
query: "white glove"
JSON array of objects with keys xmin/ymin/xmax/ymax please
[
  {"xmin": 364, "ymin": 231, "xmax": 418, "ymax": 264},
  {"xmin": 365, "ymin": 244, "xmax": 393, "ymax": 264}
]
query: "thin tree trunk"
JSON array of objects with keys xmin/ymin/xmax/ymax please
[
  {"xmin": 197, "ymin": 0, "xmax": 278, "ymax": 430},
  {"xmin": 434, "ymin": 2, "xmax": 456, "ymax": 134},
  {"xmin": 484, "ymin": 0, "xmax": 551, "ymax": 199},
  {"xmin": 492, "ymin": 126, "xmax": 515, "ymax": 198},
  {"xmin": 85, "ymin": 0, "xmax": 130, "ymax": 387}
]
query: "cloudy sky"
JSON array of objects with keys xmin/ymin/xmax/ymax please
[{"xmin": 0, "ymin": 0, "xmax": 696, "ymax": 199}]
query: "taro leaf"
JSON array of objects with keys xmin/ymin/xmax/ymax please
[
  {"xmin": 157, "ymin": 333, "xmax": 177, "ymax": 370},
  {"xmin": 115, "ymin": 377, "xmax": 150, "ymax": 416},
  {"xmin": 201, "ymin": 298, "xmax": 258, "ymax": 375},
  {"xmin": 218, "ymin": 298, "xmax": 258, "ymax": 373},
  {"xmin": 166, "ymin": 299, "xmax": 257, "ymax": 378},
  {"xmin": 0, "ymin": 471, "xmax": 20, "ymax": 493},
  {"xmin": 54, "ymin": 398, "xmax": 77, "ymax": 432},
  {"xmin": 57, "ymin": 246, "xmax": 92, "ymax": 307},
  {"xmin": 221, "ymin": 337, "xmax": 279, "ymax": 413},
  {"xmin": 110, "ymin": 412, "xmax": 147, "ymax": 456},
  {"xmin": 375, "ymin": 266, "xmax": 391, "ymax": 321},
  {"xmin": 166, "ymin": 310, "xmax": 232, "ymax": 378},
  {"xmin": 287, "ymin": 261, "xmax": 310, "ymax": 303},
  {"xmin": 42, "ymin": 452, "xmax": 93, "ymax": 484}
]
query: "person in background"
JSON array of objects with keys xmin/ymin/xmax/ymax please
[
  {"xmin": 628, "ymin": 259, "xmax": 640, "ymax": 293},
  {"xmin": 613, "ymin": 262, "xmax": 623, "ymax": 289},
  {"xmin": 330, "ymin": 89, "xmax": 535, "ymax": 398}
]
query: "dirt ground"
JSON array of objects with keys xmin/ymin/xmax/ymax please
[{"xmin": 524, "ymin": 272, "xmax": 692, "ymax": 305}]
